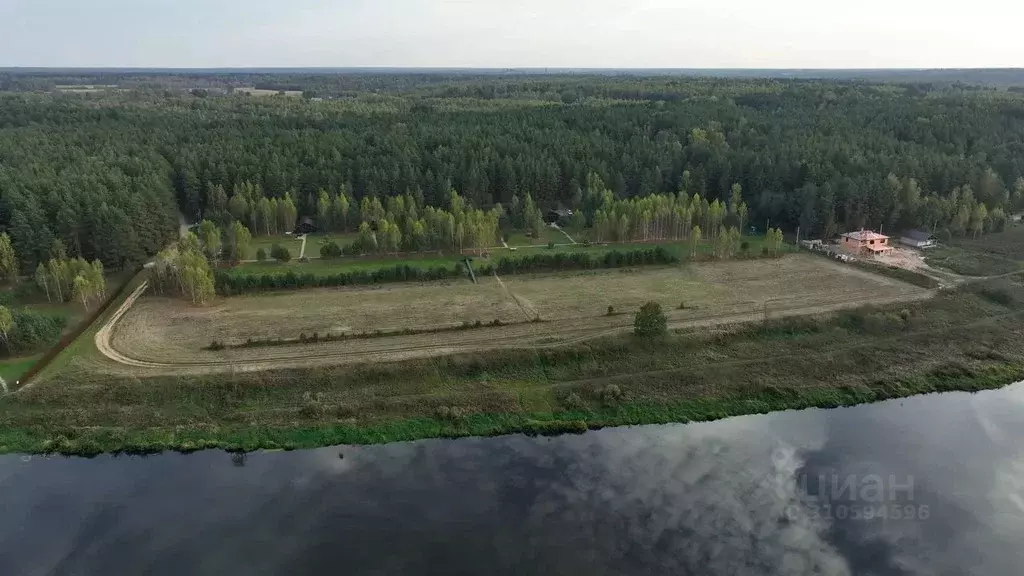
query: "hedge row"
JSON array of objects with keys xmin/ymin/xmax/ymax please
[
  {"xmin": 205, "ymin": 317, "xmax": 536, "ymax": 350},
  {"xmin": 215, "ymin": 247, "xmax": 679, "ymax": 295},
  {"xmin": 490, "ymin": 247, "xmax": 677, "ymax": 275},
  {"xmin": 216, "ymin": 264, "xmax": 464, "ymax": 295}
]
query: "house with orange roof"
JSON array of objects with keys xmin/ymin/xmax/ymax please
[{"xmin": 841, "ymin": 230, "xmax": 893, "ymax": 255}]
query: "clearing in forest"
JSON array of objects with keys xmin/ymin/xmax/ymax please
[{"xmin": 95, "ymin": 254, "xmax": 930, "ymax": 376}]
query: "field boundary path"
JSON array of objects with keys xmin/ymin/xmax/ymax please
[
  {"xmin": 93, "ymin": 281, "xmax": 157, "ymax": 369},
  {"xmin": 551, "ymin": 223, "xmax": 577, "ymax": 244}
]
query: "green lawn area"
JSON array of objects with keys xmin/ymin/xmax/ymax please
[
  {"xmin": 24, "ymin": 301, "xmax": 86, "ymax": 324},
  {"xmin": 230, "ymin": 253, "xmax": 466, "ymax": 276},
  {"xmin": 505, "ymin": 227, "xmax": 569, "ymax": 247},
  {"xmin": 492, "ymin": 241, "xmax": 681, "ymax": 260},
  {"xmin": 0, "ymin": 355, "xmax": 41, "ymax": 385},
  {"xmin": 229, "ymin": 235, "xmax": 786, "ymax": 278},
  {"xmin": 496, "ymin": 235, "xmax": 784, "ymax": 260},
  {"xmin": 247, "ymin": 233, "xmax": 358, "ymax": 260},
  {"xmin": 248, "ymin": 235, "xmax": 303, "ymax": 259}
]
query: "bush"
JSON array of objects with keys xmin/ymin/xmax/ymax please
[
  {"xmin": 255, "ymin": 247, "xmax": 267, "ymax": 262},
  {"xmin": 436, "ymin": 406, "xmax": 464, "ymax": 421},
  {"xmin": 3, "ymin": 309, "xmax": 67, "ymax": 355},
  {"xmin": 547, "ymin": 241, "xmax": 555, "ymax": 249},
  {"xmin": 740, "ymin": 241, "xmax": 750, "ymax": 253},
  {"xmin": 607, "ymin": 305, "xmax": 615, "ymax": 316},
  {"xmin": 270, "ymin": 244, "xmax": 291, "ymax": 263},
  {"xmin": 319, "ymin": 241, "xmax": 344, "ymax": 259},
  {"xmin": 601, "ymin": 384, "xmax": 626, "ymax": 406},
  {"xmin": 562, "ymin": 392, "xmax": 587, "ymax": 411},
  {"xmin": 634, "ymin": 301, "xmax": 667, "ymax": 337},
  {"xmin": 208, "ymin": 340, "xmax": 225, "ymax": 351},
  {"xmin": 678, "ymin": 301, "xmax": 687, "ymax": 310},
  {"xmin": 299, "ymin": 402, "xmax": 326, "ymax": 418}
]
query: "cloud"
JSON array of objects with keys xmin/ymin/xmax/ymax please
[{"xmin": 1, "ymin": 0, "xmax": 1021, "ymax": 67}]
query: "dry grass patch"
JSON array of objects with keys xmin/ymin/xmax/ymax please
[{"xmin": 100, "ymin": 254, "xmax": 930, "ymax": 375}]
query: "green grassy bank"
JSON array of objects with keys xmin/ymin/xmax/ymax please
[{"xmin": 1, "ymin": 274, "xmax": 1022, "ymax": 455}]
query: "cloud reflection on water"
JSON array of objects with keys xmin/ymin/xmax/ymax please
[{"xmin": 1, "ymin": 383, "xmax": 1023, "ymax": 575}]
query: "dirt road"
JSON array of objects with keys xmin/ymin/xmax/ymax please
[{"xmin": 94, "ymin": 281, "xmax": 157, "ymax": 369}]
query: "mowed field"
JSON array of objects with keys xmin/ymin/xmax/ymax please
[{"xmin": 98, "ymin": 254, "xmax": 931, "ymax": 376}]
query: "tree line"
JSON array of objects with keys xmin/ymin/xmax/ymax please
[
  {"xmin": 218, "ymin": 246, "xmax": 684, "ymax": 296},
  {"xmin": 3, "ymin": 76, "xmax": 1024, "ymax": 276},
  {"xmin": 0, "ymin": 232, "xmax": 110, "ymax": 311}
]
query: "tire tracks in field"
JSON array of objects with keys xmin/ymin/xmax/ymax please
[
  {"xmin": 93, "ymin": 281, "xmax": 162, "ymax": 369},
  {"xmin": 492, "ymin": 270, "xmax": 536, "ymax": 321},
  {"xmin": 94, "ymin": 277, "xmax": 935, "ymax": 374}
]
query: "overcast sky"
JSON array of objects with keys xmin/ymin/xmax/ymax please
[{"xmin": 2, "ymin": 0, "xmax": 1021, "ymax": 68}]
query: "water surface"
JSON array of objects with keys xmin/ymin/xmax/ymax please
[{"xmin": 3, "ymin": 383, "xmax": 1024, "ymax": 575}]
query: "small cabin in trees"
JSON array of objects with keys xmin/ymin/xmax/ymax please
[
  {"xmin": 545, "ymin": 208, "xmax": 572, "ymax": 225},
  {"xmin": 898, "ymin": 229, "xmax": 937, "ymax": 249},
  {"xmin": 295, "ymin": 217, "xmax": 316, "ymax": 235}
]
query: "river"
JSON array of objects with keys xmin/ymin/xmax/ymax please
[{"xmin": 2, "ymin": 383, "xmax": 1024, "ymax": 575}]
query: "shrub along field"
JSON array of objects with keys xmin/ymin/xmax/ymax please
[
  {"xmin": 1, "ymin": 272, "xmax": 1021, "ymax": 454},
  {"xmin": 217, "ymin": 246, "xmax": 679, "ymax": 295}
]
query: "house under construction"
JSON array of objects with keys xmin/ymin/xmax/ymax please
[{"xmin": 840, "ymin": 230, "xmax": 893, "ymax": 255}]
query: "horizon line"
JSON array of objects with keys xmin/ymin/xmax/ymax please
[{"xmin": 2, "ymin": 66, "xmax": 1023, "ymax": 72}]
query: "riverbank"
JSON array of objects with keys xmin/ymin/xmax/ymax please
[{"xmin": 1, "ymin": 276, "xmax": 1023, "ymax": 455}]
